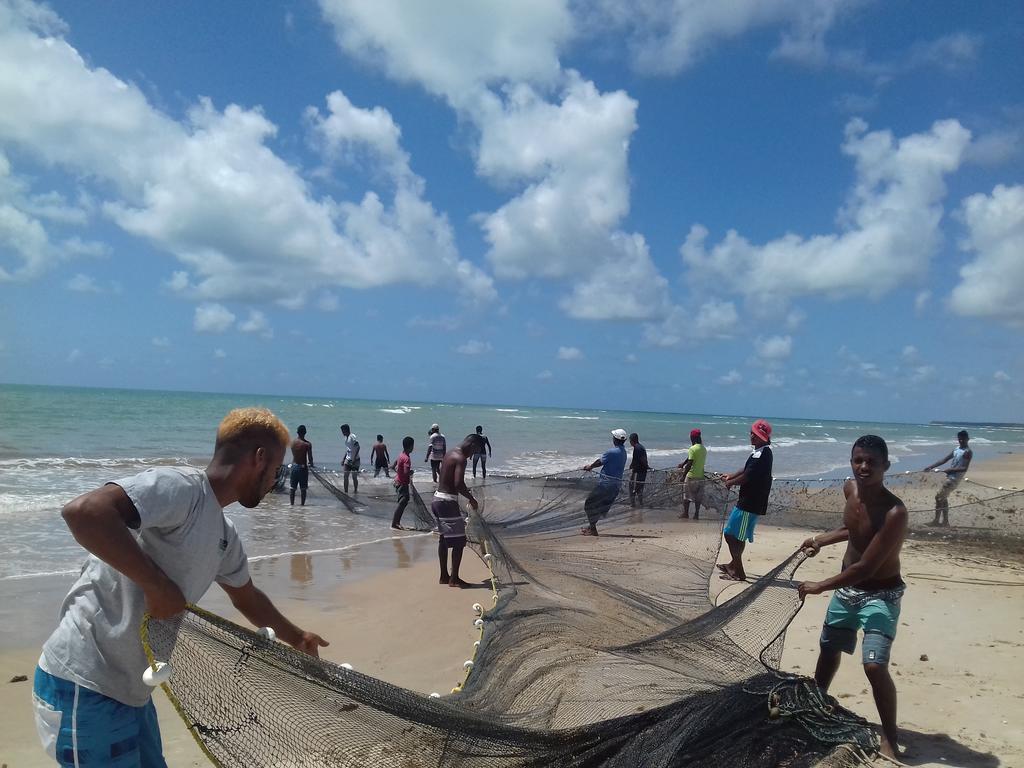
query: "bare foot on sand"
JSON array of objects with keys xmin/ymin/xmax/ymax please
[{"xmin": 449, "ymin": 578, "xmax": 472, "ymax": 588}]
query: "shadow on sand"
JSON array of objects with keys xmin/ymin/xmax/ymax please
[{"xmin": 897, "ymin": 729, "xmax": 1000, "ymax": 767}]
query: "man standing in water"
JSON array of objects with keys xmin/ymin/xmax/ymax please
[
  {"xmin": 799, "ymin": 435, "xmax": 908, "ymax": 760},
  {"xmin": 923, "ymin": 430, "xmax": 972, "ymax": 527},
  {"xmin": 471, "ymin": 425, "xmax": 492, "ymax": 479},
  {"xmin": 628, "ymin": 432, "xmax": 649, "ymax": 507},
  {"xmin": 719, "ymin": 419, "xmax": 773, "ymax": 581},
  {"xmin": 433, "ymin": 434, "xmax": 484, "ymax": 588},
  {"xmin": 340, "ymin": 423, "xmax": 360, "ymax": 494},
  {"xmin": 425, "ymin": 424, "xmax": 447, "ymax": 483},
  {"xmin": 579, "ymin": 429, "xmax": 629, "ymax": 536},
  {"xmin": 371, "ymin": 435, "xmax": 391, "ymax": 478},
  {"xmin": 33, "ymin": 408, "xmax": 327, "ymax": 767},
  {"xmin": 289, "ymin": 424, "xmax": 314, "ymax": 506},
  {"xmin": 391, "ymin": 436, "xmax": 414, "ymax": 530},
  {"xmin": 678, "ymin": 428, "xmax": 707, "ymax": 520}
]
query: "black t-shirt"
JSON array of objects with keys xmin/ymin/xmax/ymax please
[
  {"xmin": 630, "ymin": 444, "xmax": 649, "ymax": 471},
  {"xmin": 737, "ymin": 445, "xmax": 773, "ymax": 515}
]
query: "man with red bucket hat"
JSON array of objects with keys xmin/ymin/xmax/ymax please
[{"xmin": 719, "ymin": 419, "xmax": 774, "ymax": 581}]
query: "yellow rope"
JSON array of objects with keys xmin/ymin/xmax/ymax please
[{"xmin": 140, "ymin": 608, "xmax": 226, "ymax": 768}]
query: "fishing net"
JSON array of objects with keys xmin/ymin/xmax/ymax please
[{"xmin": 142, "ymin": 467, "xmax": 1024, "ymax": 766}]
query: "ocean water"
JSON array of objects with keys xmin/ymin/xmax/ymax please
[{"xmin": 2, "ymin": 383, "xmax": 1021, "ymax": 581}]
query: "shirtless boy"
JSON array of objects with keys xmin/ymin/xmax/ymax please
[
  {"xmin": 289, "ymin": 425, "xmax": 314, "ymax": 506},
  {"xmin": 798, "ymin": 435, "xmax": 908, "ymax": 759},
  {"xmin": 432, "ymin": 434, "xmax": 484, "ymax": 588},
  {"xmin": 371, "ymin": 435, "xmax": 391, "ymax": 478}
]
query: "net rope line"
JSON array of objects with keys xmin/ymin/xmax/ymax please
[{"xmin": 304, "ymin": 463, "xmax": 1023, "ymax": 520}]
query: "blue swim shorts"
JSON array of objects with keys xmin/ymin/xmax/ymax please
[
  {"xmin": 289, "ymin": 464, "xmax": 309, "ymax": 489},
  {"xmin": 723, "ymin": 507, "xmax": 759, "ymax": 543},
  {"xmin": 819, "ymin": 584, "xmax": 905, "ymax": 665},
  {"xmin": 33, "ymin": 665, "xmax": 166, "ymax": 767}
]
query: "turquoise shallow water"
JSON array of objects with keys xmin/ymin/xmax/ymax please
[{"xmin": 2, "ymin": 383, "xmax": 1021, "ymax": 579}]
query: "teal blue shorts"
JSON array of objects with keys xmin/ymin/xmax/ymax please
[
  {"xmin": 819, "ymin": 585, "xmax": 904, "ymax": 664},
  {"xmin": 724, "ymin": 507, "xmax": 758, "ymax": 543},
  {"xmin": 33, "ymin": 666, "xmax": 166, "ymax": 767}
]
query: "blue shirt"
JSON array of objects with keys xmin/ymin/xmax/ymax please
[{"xmin": 598, "ymin": 444, "xmax": 627, "ymax": 487}]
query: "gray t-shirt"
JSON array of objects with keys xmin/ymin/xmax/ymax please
[{"xmin": 40, "ymin": 466, "xmax": 249, "ymax": 706}]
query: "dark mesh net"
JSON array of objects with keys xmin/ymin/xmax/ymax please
[{"xmin": 142, "ymin": 467, "xmax": 1023, "ymax": 767}]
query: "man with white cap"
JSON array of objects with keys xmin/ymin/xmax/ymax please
[
  {"xmin": 719, "ymin": 419, "xmax": 774, "ymax": 581},
  {"xmin": 424, "ymin": 424, "xmax": 447, "ymax": 483},
  {"xmin": 579, "ymin": 429, "xmax": 629, "ymax": 535}
]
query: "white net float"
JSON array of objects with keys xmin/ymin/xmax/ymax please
[{"xmin": 142, "ymin": 661, "xmax": 173, "ymax": 687}]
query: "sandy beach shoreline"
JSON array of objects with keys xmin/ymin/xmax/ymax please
[{"xmin": 2, "ymin": 455, "xmax": 1022, "ymax": 767}]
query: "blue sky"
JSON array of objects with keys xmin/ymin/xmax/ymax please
[{"xmin": 0, "ymin": 0, "xmax": 1021, "ymax": 422}]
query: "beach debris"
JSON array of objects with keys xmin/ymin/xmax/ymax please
[
  {"xmin": 8, "ymin": 674, "xmax": 27, "ymax": 683},
  {"xmin": 258, "ymin": 626, "xmax": 276, "ymax": 641},
  {"xmin": 340, "ymin": 663, "xmax": 354, "ymax": 671},
  {"xmin": 429, "ymin": 692, "xmax": 440, "ymax": 698},
  {"xmin": 919, "ymin": 654, "xmax": 929, "ymax": 662}
]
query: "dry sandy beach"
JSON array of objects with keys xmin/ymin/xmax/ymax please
[{"xmin": 1, "ymin": 457, "xmax": 1021, "ymax": 767}]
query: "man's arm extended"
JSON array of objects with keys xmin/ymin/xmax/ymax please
[
  {"xmin": 800, "ymin": 527, "xmax": 850, "ymax": 556},
  {"xmin": 220, "ymin": 580, "xmax": 329, "ymax": 656},
  {"xmin": 923, "ymin": 452, "xmax": 953, "ymax": 471},
  {"xmin": 798, "ymin": 505, "xmax": 907, "ymax": 597},
  {"xmin": 677, "ymin": 457, "xmax": 693, "ymax": 481},
  {"xmin": 62, "ymin": 484, "xmax": 186, "ymax": 619},
  {"xmin": 454, "ymin": 460, "xmax": 478, "ymax": 510},
  {"xmin": 723, "ymin": 469, "xmax": 748, "ymax": 488}
]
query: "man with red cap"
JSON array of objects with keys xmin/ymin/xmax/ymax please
[
  {"xmin": 719, "ymin": 419, "xmax": 774, "ymax": 581},
  {"xmin": 677, "ymin": 428, "xmax": 707, "ymax": 520}
]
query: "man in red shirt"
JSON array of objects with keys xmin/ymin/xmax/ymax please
[{"xmin": 391, "ymin": 436, "xmax": 415, "ymax": 530}]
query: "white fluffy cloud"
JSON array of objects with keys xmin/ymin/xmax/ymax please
[
  {"xmin": 949, "ymin": 184, "xmax": 1024, "ymax": 324},
  {"xmin": 576, "ymin": 0, "xmax": 853, "ymax": 74},
  {"xmin": 456, "ymin": 339, "xmax": 492, "ymax": 355},
  {"xmin": 66, "ymin": 273, "xmax": 100, "ymax": 293},
  {"xmin": 318, "ymin": 0, "xmax": 571, "ymax": 102},
  {"xmin": 317, "ymin": 1, "xmax": 670, "ymax": 320},
  {"xmin": 643, "ymin": 299, "xmax": 739, "ymax": 347},
  {"xmin": 0, "ymin": 149, "xmax": 98, "ymax": 280},
  {"xmin": 0, "ymin": 4, "xmax": 493, "ymax": 304},
  {"xmin": 718, "ymin": 369, "xmax": 742, "ymax": 385},
  {"xmin": 557, "ymin": 346, "xmax": 584, "ymax": 361},
  {"xmin": 755, "ymin": 335, "xmax": 792, "ymax": 363},
  {"xmin": 682, "ymin": 118, "xmax": 971, "ymax": 303},
  {"xmin": 194, "ymin": 303, "xmax": 236, "ymax": 334}
]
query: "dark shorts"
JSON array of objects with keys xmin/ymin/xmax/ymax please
[
  {"xmin": 289, "ymin": 464, "xmax": 308, "ymax": 489},
  {"xmin": 432, "ymin": 497, "xmax": 466, "ymax": 538},
  {"xmin": 375, "ymin": 459, "xmax": 389, "ymax": 470},
  {"xmin": 343, "ymin": 460, "xmax": 360, "ymax": 472},
  {"xmin": 395, "ymin": 484, "xmax": 410, "ymax": 503},
  {"xmin": 584, "ymin": 484, "xmax": 619, "ymax": 524},
  {"xmin": 631, "ymin": 469, "xmax": 648, "ymax": 483}
]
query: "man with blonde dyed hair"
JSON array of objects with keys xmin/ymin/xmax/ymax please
[{"xmin": 33, "ymin": 407, "xmax": 327, "ymax": 768}]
